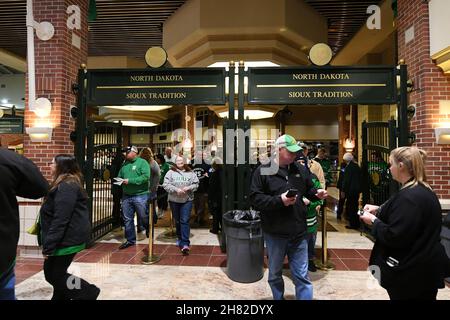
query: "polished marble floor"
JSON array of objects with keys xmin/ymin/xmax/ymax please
[{"xmin": 14, "ymin": 189, "xmax": 450, "ymax": 300}]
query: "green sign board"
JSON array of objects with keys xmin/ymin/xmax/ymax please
[
  {"xmin": 0, "ymin": 117, "xmax": 24, "ymax": 134},
  {"xmin": 87, "ymin": 68, "xmax": 226, "ymax": 106},
  {"xmin": 248, "ymin": 66, "xmax": 397, "ymax": 105}
]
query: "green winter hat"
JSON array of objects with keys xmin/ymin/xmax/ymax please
[{"xmin": 275, "ymin": 134, "xmax": 301, "ymax": 153}]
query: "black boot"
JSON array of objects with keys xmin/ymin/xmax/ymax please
[{"xmin": 308, "ymin": 260, "xmax": 317, "ymax": 272}]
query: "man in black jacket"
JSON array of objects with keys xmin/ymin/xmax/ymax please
[
  {"xmin": 0, "ymin": 149, "xmax": 48, "ymax": 300},
  {"xmin": 250, "ymin": 134, "xmax": 327, "ymax": 300},
  {"xmin": 342, "ymin": 152, "xmax": 362, "ymax": 229}
]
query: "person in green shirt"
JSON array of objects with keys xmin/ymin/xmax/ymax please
[
  {"xmin": 117, "ymin": 146, "xmax": 150, "ymax": 249},
  {"xmin": 155, "ymin": 153, "xmax": 170, "ymax": 218},
  {"xmin": 303, "ymin": 174, "xmax": 323, "ymax": 273},
  {"xmin": 368, "ymin": 151, "xmax": 390, "ymax": 205}
]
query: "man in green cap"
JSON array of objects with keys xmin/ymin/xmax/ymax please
[{"xmin": 250, "ymin": 134, "xmax": 327, "ymax": 300}]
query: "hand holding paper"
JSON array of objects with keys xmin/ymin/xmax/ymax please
[{"xmin": 113, "ymin": 177, "xmax": 124, "ymax": 185}]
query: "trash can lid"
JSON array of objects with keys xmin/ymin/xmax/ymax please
[{"xmin": 223, "ymin": 210, "xmax": 260, "ymax": 226}]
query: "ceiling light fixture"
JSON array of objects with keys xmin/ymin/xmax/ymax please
[
  {"xmin": 114, "ymin": 121, "xmax": 158, "ymax": 127},
  {"xmin": 218, "ymin": 110, "xmax": 275, "ymax": 120},
  {"xmin": 208, "ymin": 61, "xmax": 279, "ymax": 95},
  {"xmin": 104, "ymin": 105, "xmax": 172, "ymax": 112}
]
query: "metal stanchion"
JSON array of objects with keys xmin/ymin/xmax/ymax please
[
  {"xmin": 159, "ymin": 209, "xmax": 177, "ymax": 239},
  {"xmin": 316, "ymin": 205, "xmax": 335, "ymax": 271},
  {"xmin": 142, "ymin": 201, "xmax": 160, "ymax": 265}
]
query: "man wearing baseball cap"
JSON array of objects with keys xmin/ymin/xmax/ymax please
[
  {"xmin": 250, "ymin": 134, "xmax": 327, "ymax": 300},
  {"xmin": 117, "ymin": 145, "xmax": 150, "ymax": 249}
]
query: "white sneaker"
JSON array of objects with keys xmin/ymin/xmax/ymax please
[{"xmin": 157, "ymin": 209, "xmax": 165, "ymax": 218}]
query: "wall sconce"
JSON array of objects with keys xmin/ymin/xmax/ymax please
[
  {"xmin": 25, "ymin": 127, "xmax": 53, "ymax": 142},
  {"xmin": 26, "ymin": 97, "xmax": 53, "ymax": 142},
  {"xmin": 182, "ymin": 137, "xmax": 193, "ymax": 149},
  {"xmin": 435, "ymin": 127, "xmax": 450, "ymax": 144},
  {"xmin": 343, "ymin": 138, "xmax": 355, "ymax": 152},
  {"xmin": 33, "ymin": 97, "xmax": 52, "ymax": 118}
]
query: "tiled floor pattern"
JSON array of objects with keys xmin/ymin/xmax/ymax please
[
  {"xmin": 15, "ymin": 243, "xmax": 372, "ymax": 285},
  {"xmin": 15, "ymin": 262, "xmax": 450, "ymax": 300},
  {"xmin": 15, "ymin": 263, "xmax": 390, "ymax": 300},
  {"xmin": 14, "ymin": 188, "xmax": 450, "ymax": 299}
]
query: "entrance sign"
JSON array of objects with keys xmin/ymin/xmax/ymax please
[
  {"xmin": 248, "ymin": 66, "xmax": 397, "ymax": 105},
  {"xmin": 0, "ymin": 117, "xmax": 24, "ymax": 134},
  {"xmin": 87, "ymin": 68, "xmax": 226, "ymax": 106}
]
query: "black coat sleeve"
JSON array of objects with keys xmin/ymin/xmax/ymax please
[
  {"xmin": 42, "ymin": 182, "xmax": 78, "ymax": 255},
  {"xmin": 15, "ymin": 155, "xmax": 49, "ymax": 199},
  {"xmin": 249, "ymin": 168, "xmax": 284, "ymax": 211},
  {"xmin": 371, "ymin": 196, "xmax": 423, "ymax": 249}
]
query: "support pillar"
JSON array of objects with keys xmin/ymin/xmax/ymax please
[
  {"xmin": 24, "ymin": 0, "xmax": 88, "ymax": 179},
  {"xmin": 397, "ymin": 0, "xmax": 450, "ymax": 199}
]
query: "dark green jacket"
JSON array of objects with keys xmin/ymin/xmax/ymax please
[
  {"xmin": 306, "ymin": 177, "xmax": 323, "ymax": 234},
  {"xmin": 159, "ymin": 162, "xmax": 170, "ymax": 185}
]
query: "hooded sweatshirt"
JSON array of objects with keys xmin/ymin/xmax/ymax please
[{"xmin": 163, "ymin": 168, "xmax": 199, "ymax": 203}]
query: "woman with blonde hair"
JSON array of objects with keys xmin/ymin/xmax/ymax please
[
  {"xmin": 361, "ymin": 147, "xmax": 450, "ymax": 300},
  {"xmin": 40, "ymin": 154, "xmax": 100, "ymax": 300}
]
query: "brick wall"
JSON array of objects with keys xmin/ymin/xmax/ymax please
[
  {"xmin": 398, "ymin": 0, "xmax": 450, "ymax": 198},
  {"xmin": 24, "ymin": 0, "xmax": 88, "ymax": 180}
]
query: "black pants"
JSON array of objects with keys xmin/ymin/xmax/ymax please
[
  {"xmin": 209, "ymin": 202, "xmax": 222, "ymax": 232},
  {"xmin": 156, "ymin": 186, "xmax": 168, "ymax": 211},
  {"xmin": 44, "ymin": 253, "xmax": 99, "ymax": 300},
  {"xmin": 193, "ymin": 193, "xmax": 208, "ymax": 224},
  {"xmin": 387, "ymin": 287, "xmax": 438, "ymax": 300},
  {"xmin": 345, "ymin": 195, "xmax": 360, "ymax": 228},
  {"xmin": 337, "ymin": 196, "xmax": 346, "ymax": 219}
]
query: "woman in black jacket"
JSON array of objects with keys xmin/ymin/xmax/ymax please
[
  {"xmin": 40, "ymin": 154, "xmax": 100, "ymax": 300},
  {"xmin": 361, "ymin": 147, "xmax": 450, "ymax": 300}
]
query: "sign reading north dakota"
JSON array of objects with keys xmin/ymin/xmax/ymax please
[
  {"xmin": 87, "ymin": 68, "xmax": 226, "ymax": 106},
  {"xmin": 248, "ymin": 66, "xmax": 397, "ymax": 105}
]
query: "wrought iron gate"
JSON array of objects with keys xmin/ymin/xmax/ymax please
[
  {"xmin": 361, "ymin": 120, "xmax": 398, "ymax": 206},
  {"xmin": 85, "ymin": 121, "xmax": 123, "ymax": 242}
]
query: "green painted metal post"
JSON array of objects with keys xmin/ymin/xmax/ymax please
[
  {"xmin": 398, "ymin": 64, "xmax": 409, "ymax": 147},
  {"xmin": 75, "ymin": 67, "xmax": 87, "ymax": 170}
]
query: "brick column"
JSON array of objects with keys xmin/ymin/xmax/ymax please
[
  {"xmin": 397, "ymin": 0, "xmax": 450, "ymax": 198},
  {"xmin": 24, "ymin": 0, "xmax": 88, "ymax": 179}
]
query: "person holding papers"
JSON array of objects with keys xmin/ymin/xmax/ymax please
[{"xmin": 117, "ymin": 146, "xmax": 150, "ymax": 250}]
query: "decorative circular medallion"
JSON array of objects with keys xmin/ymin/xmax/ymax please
[
  {"xmin": 145, "ymin": 47, "xmax": 168, "ymax": 68},
  {"xmin": 308, "ymin": 43, "xmax": 333, "ymax": 66}
]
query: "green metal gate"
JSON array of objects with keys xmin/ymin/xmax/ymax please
[
  {"xmin": 361, "ymin": 119, "xmax": 398, "ymax": 206},
  {"xmin": 85, "ymin": 121, "xmax": 123, "ymax": 242}
]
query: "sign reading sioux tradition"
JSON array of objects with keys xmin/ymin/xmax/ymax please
[
  {"xmin": 87, "ymin": 68, "xmax": 226, "ymax": 106},
  {"xmin": 248, "ymin": 66, "xmax": 397, "ymax": 105}
]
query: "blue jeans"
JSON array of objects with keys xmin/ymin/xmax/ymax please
[
  {"xmin": 122, "ymin": 194, "xmax": 149, "ymax": 244},
  {"xmin": 306, "ymin": 232, "xmax": 317, "ymax": 260},
  {"xmin": 264, "ymin": 233, "xmax": 313, "ymax": 300},
  {"xmin": 0, "ymin": 266, "xmax": 16, "ymax": 300},
  {"xmin": 169, "ymin": 201, "xmax": 193, "ymax": 247}
]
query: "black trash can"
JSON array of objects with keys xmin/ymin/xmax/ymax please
[{"xmin": 222, "ymin": 210, "xmax": 264, "ymax": 283}]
